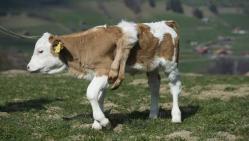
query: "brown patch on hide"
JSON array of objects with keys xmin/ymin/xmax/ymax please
[
  {"xmin": 127, "ymin": 24, "xmax": 159, "ymax": 70},
  {"xmin": 166, "ymin": 20, "xmax": 180, "ymax": 62},
  {"xmin": 49, "ymin": 26, "xmax": 123, "ymax": 77},
  {"xmin": 166, "ymin": 20, "xmax": 178, "ymax": 34},
  {"xmin": 159, "ymin": 33, "xmax": 175, "ymax": 61},
  {"xmin": 127, "ymin": 21, "xmax": 180, "ymax": 69},
  {"xmin": 175, "ymin": 38, "xmax": 180, "ymax": 63},
  {"xmin": 109, "ymin": 23, "xmax": 165, "ymax": 88}
]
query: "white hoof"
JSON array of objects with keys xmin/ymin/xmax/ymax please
[
  {"xmin": 149, "ymin": 113, "xmax": 158, "ymax": 119},
  {"xmin": 171, "ymin": 108, "xmax": 182, "ymax": 123},
  {"xmin": 92, "ymin": 120, "xmax": 102, "ymax": 130},
  {"xmin": 171, "ymin": 116, "xmax": 182, "ymax": 123},
  {"xmin": 100, "ymin": 118, "xmax": 111, "ymax": 128}
]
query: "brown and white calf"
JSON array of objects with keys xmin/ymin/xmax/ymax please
[{"xmin": 27, "ymin": 20, "xmax": 181, "ymax": 130}]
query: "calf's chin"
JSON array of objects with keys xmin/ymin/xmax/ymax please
[{"xmin": 27, "ymin": 55, "xmax": 66, "ymax": 74}]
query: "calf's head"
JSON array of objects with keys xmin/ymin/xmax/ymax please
[{"xmin": 27, "ymin": 32, "xmax": 66, "ymax": 74}]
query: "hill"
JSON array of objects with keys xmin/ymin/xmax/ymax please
[{"xmin": 0, "ymin": 0, "xmax": 249, "ymax": 73}]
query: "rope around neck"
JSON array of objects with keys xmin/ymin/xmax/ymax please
[{"xmin": 0, "ymin": 25, "xmax": 39, "ymax": 40}]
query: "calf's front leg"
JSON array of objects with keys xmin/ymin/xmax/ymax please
[{"xmin": 86, "ymin": 75, "xmax": 110, "ymax": 130}]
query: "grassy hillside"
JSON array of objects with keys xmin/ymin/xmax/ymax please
[
  {"xmin": 0, "ymin": 0, "xmax": 249, "ymax": 73},
  {"xmin": 0, "ymin": 73, "xmax": 249, "ymax": 140}
]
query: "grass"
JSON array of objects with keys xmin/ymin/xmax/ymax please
[{"xmin": 0, "ymin": 73, "xmax": 249, "ymax": 140}]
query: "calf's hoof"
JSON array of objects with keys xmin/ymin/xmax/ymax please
[
  {"xmin": 110, "ymin": 79, "xmax": 122, "ymax": 90},
  {"xmin": 108, "ymin": 69, "xmax": 118, "ymax": 81},
  {"xmin": 171, "ymin": 108, "xmax": 182, "ymax": 123},
  {"xmin": 149, "ymin": 113, "xmax": 158, "ymax": 119},
  {"xmin": 100, "ymin": 118, "xmax": 110, "ymax": 127},
  {"xmin": 171, "ymin": 116, "xmax": 182, "ymax": 123},
  {"xmin": 92, "ymin": 120, "xmax": 102, "ymax": 130},
  {"xmin": 101, "ymin": 118, "xmax": 112, "ymax": 129}
]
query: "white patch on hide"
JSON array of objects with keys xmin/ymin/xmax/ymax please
[
  {"xmin": 78, "ymin": 69, "xmax": 96, "ymax": 81},
  {"xmin": 148, "ymin": 57, "xmax": 161, "ymax": 71},
  {"xmin": 158, "ymin": 57, "xmax": 177, "ymax": 73},
  {"xmin": 117, "ymin": 20, "xmax": 138, "ymax": 44},
  {"xmin": 144, "ymin": 21, "xmax": 177, "ymax": 44},
  {"xmin": 131, "ymin": 63, "xmax": 144, "ymax": 70}
]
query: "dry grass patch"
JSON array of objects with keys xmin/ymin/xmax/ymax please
[
  {"xmin": 68, "ymin": 135, "xmax": 86, "ymax": 141},
  {"xmin": 105, "ymin": 101, "xmax": 119, "ymax": 109},
  {"xmin": 0, "ymin": 69, "xmax": 28, "ymax": 76},
  {"xmin": 129, "ymin": 78, "xmax": 147, "ymax": 86},
  {"xmin": 71, "ymin": 122, "xmax": 92, "ymax": 129},
  {"xmin": 31, "ymin": 132, "xmax": 43, "ymax": 140},
  {"xmin": 206, "ymin": 131, "xmax": 238, "ymax": 141},
  {"xmin": 113, "ymin": 124, "xmax": 123, "ymax": 133},
  {"xmin": 196, "ymin": 84, "xmax": 249, "ymax": 101},
  {"xmin": 45, "ymin": 106, "xmax": 63, "ymax": 120},
  {"xmin": 166, "ymin": 130, "xmax": 199, "ymax": 141},
  {"xmin": 0, "ymin": 112, "xmax": 9, "ymax": 118}
]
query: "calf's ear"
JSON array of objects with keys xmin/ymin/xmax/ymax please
[{"xmin": 49, "ymin": 35, "xmax": 64, "ymax": 54}]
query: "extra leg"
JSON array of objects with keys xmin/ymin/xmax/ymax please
[
  {"xmin": 111, "ymin": 48, "xmax": 131, "ymax": 89},
  {"xmin": 86, "ymin": 75, "xmax": 110, "ymax": 129},
  {"xmin": 168, "ymin": 69, "xmax": 182, "ymax": 123},
  {"xmin": 109, "ymin": 37, "xmax": 133, "ymax": 89},
  {"xmin": 147, "ymin": 69, "xmax": 160, "ymax": 119},
  {"xmin": 109, "ymin": 44, "xmax": 123, "ymax": 81}
]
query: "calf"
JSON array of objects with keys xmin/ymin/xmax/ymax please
[{"xmin": 27, "ymin": 20, "xmax": 181, "ymax": 130}]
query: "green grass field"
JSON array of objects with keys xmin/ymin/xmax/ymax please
[{"xmin": 0, "ymin": 73, "xmax": 249, "ymax": 140}]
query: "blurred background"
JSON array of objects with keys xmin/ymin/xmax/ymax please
[{"xmin": 0, "ymin": 0, "xmax": 248, "ymax": 75}]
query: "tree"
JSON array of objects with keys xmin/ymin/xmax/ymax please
[
  {"xmin": 123, "ymin": 0, "xmax": 141, "ymax": 14},
  {"xmin": 148, "ymin": 0, "xmax": 156, "ymax": 8},
  {"xmin": 166, "ymin": 0, "xmax": 184, "ymax": 13},
  {"xmin": 193, "ymin": 8, "xmax": 203, "ymax": 19},
  {"xmin": 209, "ymin": 3, "xmax": 219, "ymax": 15}
]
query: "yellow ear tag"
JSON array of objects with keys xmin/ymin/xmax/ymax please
[{"xmin": 54, "ymin": 42, "xmax": 63, "ymax": 54}]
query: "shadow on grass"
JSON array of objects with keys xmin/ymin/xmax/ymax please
[
  {"xmin": 63, "ymin": 105, "xmax": 199, "ymax": 129},
  {"xmin": 109, "ymin": 105, "xmax": 199, "ymax": 128},
  {"xmin": 0, "ymin": 97, "xmax": 63, "ymax": 112},
  {"xmin": 63, "ymin": 113, "xmax": 93, "ymax": 121}
]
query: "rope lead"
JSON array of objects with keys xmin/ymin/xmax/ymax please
[{"xmin": 0, "ymin": 25, "xmax": 39, "ymax": 40}]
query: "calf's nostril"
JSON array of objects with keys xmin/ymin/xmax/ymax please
[{"xmin": 27, "ymin": 65, "xmax": 30, "ymax": 70}]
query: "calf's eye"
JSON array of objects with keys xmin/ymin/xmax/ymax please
[{"xmin": 38, "ymin": 50, "xmax": 44, "ymax": 54}]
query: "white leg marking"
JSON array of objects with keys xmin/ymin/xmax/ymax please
[
  {"xmin": 92, "ymin": 120, "xmax": 102, "ymax": 130},
  {"xmin": 98, "ymin": 89, "xmax": 106, "ymax": 112},
  {"xmin": 147, "ymin": 69, "xmax": 160, "ymax": 119},
  {"xmin": 168, "ymin": 69, "xmax": 182, "ymax": 123},
  {"xmin": 86, "ymin": 76, "xmax": 110, "ymax": 129}
]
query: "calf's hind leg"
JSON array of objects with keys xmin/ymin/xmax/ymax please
[
  {"xmin": 167, "ymin": 69, "xmax": 182, "ymax": 123},
  {"xmin": 86, "ymin": 76, "xmax": 110, "ymax": 129},
  {"xmin": 147, "ymin": 69, "xmax": 160, "ymax": 119}
]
